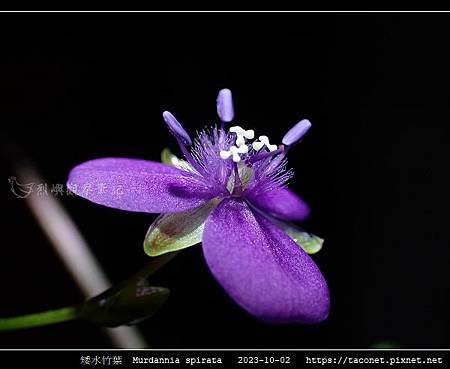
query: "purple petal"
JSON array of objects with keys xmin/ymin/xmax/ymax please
[
  {"xmin": 216, "ymin": 89, "xmax": 234, "ymax": 122},
  {"xmin": 202, "ymin": 198, "xmax": 329, "ymax": 323},
  {"xmin": 246, "ymin": 187, "xmax": 310, "ymax": 221},
  {"xmin": 67, "ymin": 158, "xmax": 218, "ymax": 213},
  {"xmin": 282, "ymin": 119, "xmax": 311, "ymax": 146}
]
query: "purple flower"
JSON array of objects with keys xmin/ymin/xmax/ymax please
[{"xmin": 67, "ymin": 89, "xmax": 329, "ymax": 323}]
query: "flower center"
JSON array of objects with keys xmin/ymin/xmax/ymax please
[
  {"xmin": 226, "ymin": 163, "xmax": 253, "ymax": 194},
  {"xmin": 219, "ymin": 125, "xmax": 284, "ymax": 195},
  {"xmin": 219, "ymin": 126, "xmax": 279, "ymax": 164},
  {"xmin": 219, "ymin": 144, "xmax": 248, "ymax": 163},
  {"xmin": 222, "ymin": 125, "xmax": 280, "ymax": 157},
  {"xmin": 162, "ymin": 89, "xmax": 312, "ymax": 199}
]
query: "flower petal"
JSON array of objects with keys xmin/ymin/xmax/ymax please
[
  {"xmin": 246, "ymin": 187, "xmax": 310, "ymax": 221},
  {"xmin": 144, "ymin": 199, "xmax": 219, "ymax": 256},
  {"xmin": 67, "ymin": 158, "xmax": 219, "ymax": 213},
  {"xmin": 202, "ymin": 198, "xmax": 329, "ymax": 323}
]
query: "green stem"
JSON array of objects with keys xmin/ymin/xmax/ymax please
[
  {"xmin": 0, "ymin": 306, "xmax": 80, "ymax": 332},
  {"xmin": 0, "ymin": 252, "xmax": 179, "ymax": 332}
]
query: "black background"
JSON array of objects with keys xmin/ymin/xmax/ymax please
[{"xmin": 0, "ymin": 13, "xmax": 449, "ymax": 348}]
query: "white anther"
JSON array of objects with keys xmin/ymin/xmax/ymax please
[
  {"xmin": 237, "ymin": 144, "xmax": 249, "ymax": 154},
  {"xmin": 258, "ymin": 135, "xmax": 270, "ymax": 144},
  {"xmin": 229, "ymin": 126, "xmax": 245, "ymax": 134},
  {"xmin": 252, "ymin": 135, "xmax": 278, "ymax": 152},
  {"xmin": 267, "ymin": 144, "xmax": 278, "ymax": 152},
  {"xmin": 220, "ymin": 144, "xmax": 248, "ymax": 163},
  {"xmin": 232, "ymin": 153, "xmax": 241, "ymax": 162},
  {"xmin": 228, "ymin": 146, "xmax": 241, "ymax": 162},
  {"xmin": 236, "ymin": 135, "xmax": 245, "ymax": 147},
  {"xmin": 230, "ymin": 126, "xmax": 255, "ymax": 147},
  {"xmin": 220, "ymin": 150, "xmax": 232, "ymax": 160},
  {"xmin": 252, "ymin": 141, "xmax": 265, "ymax": 151},
  {"xmin": 244, "ymin": 130, "xmax": 255, "ymax": 140}
]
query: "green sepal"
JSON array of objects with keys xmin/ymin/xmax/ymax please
[
  {"xmin": 161, "ymin": 147, "xmax": 177, "ymax": 165},
  {"xmin": 161, "ymin": 147, "xmax": 192, "ymax": 171},
  {"xmin": 275, "ymin": 220, "xmax": 324, "ymax": 254},
  {"xmin": 285, "ymin": 224, "xmax": 324, "ymax": 254},
  {"xmin": 144, "ymin": 200, "xmax": 219, "ymax": 257}
]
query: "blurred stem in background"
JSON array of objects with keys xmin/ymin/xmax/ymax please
[{"xmin": 6, "ymin": 159, "xmax": 148, "ymax": 347}]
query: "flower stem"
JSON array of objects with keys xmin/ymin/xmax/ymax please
[
  {"xmin": 0, "ymin": 306, "xmax": 80, "ymax": 332},
  {"xmin": 0, "ymin": 253, "xmax": 178, "ymax": 333}
]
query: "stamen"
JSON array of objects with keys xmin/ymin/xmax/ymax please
[
  {"xmin": 229, "ymin": 146, "xmax": 242, "ymax": 163},
  {"xmin": 252, "ymin": 141, "xmax": 265, "ymax": 151},
  {"xmin": 220, "ymin": 144, "xmax": 249, "ymax": 163},
  {"xmin": 252, "ymin": 135, "xmax": 278, "ymax": 152},
  {"xmin": 162, "ymin": 111, "xmax": 192, "ymax": 146},
  {"xmin": 237, "ymin": 144, "xmax": 249, "ymax": 154},
  {"xmin": 230, "ymin": 126, "xmax": 254, "ymax": 147},
  {"xmin": 220, "ymin": 150, "xmax": 232, "ymax": 160},
  {"xmin": 282, "ymin": 119, "xmax": 311, "ymax": 146},
  {"xmin": 217, "ymin": 89, "xmax": 234, "ymax": 124},
  {"xmin": 229, "ymin": 126, "xmax": 244, "ymax": 134},
  {"xmin": 162, "ymin": 111, "xmax": 204, "ymax": 174},
  {"xmin": 236, "ymin": 135, "xmax": 246, "ymax": 147},
  {"xmin": 248, "ymin": 145, "xmax": 285, "ymax": 165},
  {"xmin": 244, "ymin": 130, "xmax": 255, "ymax": 140},
  {"xmin": 267, "ymin": 144, "xmax": 278, "ymax": 152}
]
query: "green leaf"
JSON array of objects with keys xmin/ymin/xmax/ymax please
[
  {"xmin": 144, "ymin": 200, "xmax": 219, "ymax": 257},
  {"xmin": 79, "ymin": 253, "xmax": 175, "ymax": 327},
  {"xmin": 276, "ymin": 221, "xmax": 324, "ymax": 254}
]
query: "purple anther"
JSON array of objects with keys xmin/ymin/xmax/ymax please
[
  {"xmin": 216, "ymin": 89, "xmax": 234, "ymax": 123},
  {"xmin": 282, "ymin": 119, "xmax": 311, "ymax": 146},
  {"xmin": 163, "ymin": 111, "xmax": 192, "ymax": 146}
]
